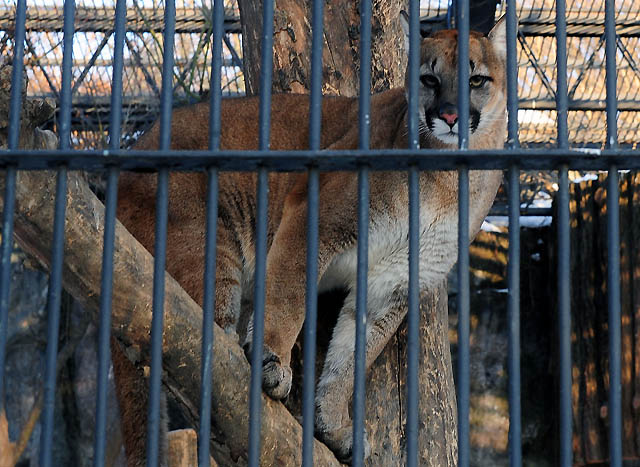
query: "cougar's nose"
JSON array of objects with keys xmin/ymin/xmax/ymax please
[{"xmin": 439, "ymin": 104, "xmax": 458, "ymax": 128}]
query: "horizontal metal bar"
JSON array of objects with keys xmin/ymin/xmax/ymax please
[
  {"xmin": 518, "ymin": 99, "xmax": 640, "ymax": 112},
  {"xmin": 0, "ymin": 6, "xmax": 241, "ymax": 34},
  {"xmin": 0, "ymin": 148, "xmax": 639, "ymax": 171},
  {"xmin": 518, "ymin": 19, "xmax": 640, "ymax": 37},
  {"xmin": 488, "ymin": 206, "xmax": 553, "ymax": 217}
]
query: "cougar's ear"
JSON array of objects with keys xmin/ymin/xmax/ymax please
[
  {"xmin": 488, "ymin": 15, "xmax": 514, "ymax": 61},
  {"xmin": 400, "ymin": 10, "xmax": 410, "ymax": 56}
]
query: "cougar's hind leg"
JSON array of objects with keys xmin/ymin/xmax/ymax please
[
  {"xmin": 111, "ymin": 337, "xmax": 168, "ymax": 467},
  {"xmin": 315, "ymin": 288, "xmax": 408, "ymax": 463}
]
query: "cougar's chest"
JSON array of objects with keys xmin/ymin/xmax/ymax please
[{"xmin": 318, "ymin": 207, "xmax": 458, "ymax": 295}]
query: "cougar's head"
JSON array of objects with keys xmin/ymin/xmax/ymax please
[{"xmin": 401, "ymin": 15, "xmax": 508, "ymax": 146}]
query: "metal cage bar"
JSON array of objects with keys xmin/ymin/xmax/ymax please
[
  {"xmin": 456, "ymin": 0, "xmax": 471, "ymax": 464},
  {"xmin": 199, "ymin": 166, "xmax": 218, "ymax": 467},
  {"xmin": 605, "ymin": 0, "xmax": 622, "ymax": 464},
  {"xmin": 301, "ymin": 0, "xmax": 324, "ymax": 463},
  {"xmin": 456, "ymin": 165, "xmax": 470, "ymax": 467},
  {"xmin": 0, "ymin": 0, "xmax": 25, "ymax": 408},
  {"xmin": 248, "ymin": 0, "xmax": 275, "ymax": 462},
  {"xmin": 147, "ymin": 166, "xmax": 170, "ymax": 465},
  {"xmin": 353, "ymin": 0, "xmax": 372, "ymax": 464},
  {"xmin": 302, "ymin": 167, "xmax": 319, "ymax": 467},
  {"xmin": 93, "ymin": 0, "xmax": 126, "ymax": 463},
  {"xmin": 406, "ymin": 3, "xmax": 421, "ymax": 466},
  {"xmin": 555, "ymin": 0, "xmax": 572, "ymax": 465},
  {"xmin": 3, "ymin": 147, "xmax": 640, "ymax": 171},
  {"xmin": 39, "ymin": 0, "xmax": 73, "ymax": 463},
  {"xmin": 557, "ymin": 165, "xmax": 571, "ymax": 467},
  {"xmin": 146, "ymin": 0, "xmax": 176, "ymax": 463},
  {"xmin": 248, "ymin": 166, "xmax": 268, "ymax": 466},
  {"xmin": 507, "ymin": 165, "xmax": 521, "ymax": 467},
  {"xmin": 506, "ymin": 0, "xmax": 521, "ymax": 465},
  {"xmin": 198, "ymin": 1, "xmax": 224, "ymax": 465}
]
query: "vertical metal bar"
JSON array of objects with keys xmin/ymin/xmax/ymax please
[
  {"xmin": 39, "ymin": 0, "xmax": 73, "ymax": 463},
  {"xmin": 353, "ymin": 167, "xmax": 369, "ymax": 467},
  {"xmin": 0, "ymin": 169, "xmax": 16, "ymax": 405},
  {"xmin": 257, "ymin": 0, "xmax": 275, "ymax": 151},
  {"xmin": 604, "ymin": 0, "xmax": 618, "ymax": 150},
  {"xmin": 301, "ymin": 0, "xmax": 323, "ymax": 464},
  {"xmin": 456, "ymin": 166, "xmax": 470, "ymax": 467},
  {"xmin": 555, "ymin": 0, "xmax": 569, "ymax": 151},
  {"xmin": 38, "ymin": 169, "xmax": 68, "ymax": 467},
  {"xmin": 198, "ymin": 167, "xmax": 218, "ymax": 467},
  {"xmin": 358, "ymin": 0, "xmax": 372, "ymax": 151},
  {"xmin": 456, "ymin": 0, "xmax": 470, "ymax": 465},
  {"xmin": 605, "ymin": 0, "xmax": 621, "ymax": 464},
  {"xmin": 0, "ymin": 0, "xmax": 26, "ymax": 405},
  {"xmin": 93, "ymin": 0, "xmax": 126, "ymax": 463},
  {"xmin": 557, "ymin": 165, "xmax": 572, "ymax": 467},
  {"xmin": 506, "ymin": 0, "xmax": 519, "ymax": 148},
  {"xmin": 248, "ymin": 167, "xmax": 268, "ymax": 466},
  {"xmin": 555, "ymin": 0, "xmax": 572, "ymax": 464},
  {"xmin": 7, "ymin": 0, "xmax": 26, "ymax": 152},
  {"xmin": 146, "ymin": 168, "xmax": 169, "ymax": 465},
  {"xmin": 506, "ymin": 0, "xmax": 522, "ymax": 464},
  {"xmin": 353, "ymin": 1, "xmax": 372, "ymax": 465},
  {"xmin": 407, "ymin": 165, "xmax": 420, "ymax": 467},
  {"xmin": 248, "ymin": 0, "xmax": 275, "ymax": 463},
  {"xmin": 158, "ymin": 0, "xmax": 176, "ymax": 151},
  {"xmin": 93, "ymin": 168, "xmax": 119, "ymax": 467},
  {"xmin": 607, "ymin": 166, "xmax": 622, "ymax": 467},
  {"xmin": 146, "ymin": 0, "xmax": 175, "ymax": 463},
  {"xmin": 301, "ymin": 168, "xmax": 319, "ymax": 467},
  {"xmin": 208, "ymin": 0, "xmax": 224, "ymax": 152},
  {"xmin": 56, "ymin": 0, "xmax": 74, "ymax": 151},
  {"xmin": 407, "ymin": 1, "xmax": 420, "ymax": 151},
  {"xmin": 199, "ymin": 0, "xmax": 224, "ymax": 465},
  {"xmin": 456, "ymin": 0, "xmax": 469, "ymax": 150},
  {"xmin": 406, "ymin": 3, "xmax": 421, "ymax": 467},
  {"xmin": 507, "ymin": 165, "xmax": 521, "ymax": 467}
]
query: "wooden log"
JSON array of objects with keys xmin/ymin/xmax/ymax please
[
  {"xmin": 167, "ymin": 429, "xmax": 218, "ymax": 467},
  {"xmin": 1, "ymin": 167, "xmax": 342, "ymax": 465}
]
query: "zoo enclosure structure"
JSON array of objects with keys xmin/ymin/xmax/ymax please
[{"xmin": 0, "ymin": 0, "xmax": 635, "ymax": 467}]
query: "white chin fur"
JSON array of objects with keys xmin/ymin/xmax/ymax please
[
  {"xmin": 431, "ymin": 119, "xmax": 460, "ymax": 145},
  {"xmin": 435, "ymin": 133, "xmax": 459, "ymax": 145}
]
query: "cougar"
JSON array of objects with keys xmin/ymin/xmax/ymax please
[{"xmin": 113, "ymin": 14, "xmax": 508, "ymax": 464}]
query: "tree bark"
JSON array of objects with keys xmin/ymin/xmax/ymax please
[
  {"xmin": 553, "ymin": 173, "xmax": 640, "ymax": 464},
  {"xmin": 238, "ymin": 0, "xmax": 407, "ymax": 97},
  {"xmin": 237, "ymin": 1, "xmax": 458, "ymax": 464}
]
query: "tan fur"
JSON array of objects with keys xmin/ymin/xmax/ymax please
[{"xmin": 112, "ymin": 17, "xmax": 508, "ymax": 464}]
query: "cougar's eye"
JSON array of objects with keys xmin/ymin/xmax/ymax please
[
  {"xmin": 420, "ymin": 74, "xmax": 439, "ymax": 88},
  {"xmin": 469, "ymin": 75, "xmax": 490, "ymax": 88}
]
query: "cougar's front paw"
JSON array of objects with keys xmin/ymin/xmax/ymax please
[
  {"xmin": 315, "ymin": 425, "xmax": 371, "ymax": 464},
  {"xmin": 262, "ymin": 353, "xmax": 292, "ymax": 400},
  {"xmin": 242, "ymin": 342, "xmax": 292, "ymax": 400}
]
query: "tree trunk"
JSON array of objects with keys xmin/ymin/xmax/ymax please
[
  {"xmin": 554, "ymin": 173, "xmax": 640, "ymax": 464},
  {"xmin": 238, "ymin": 0, "xmax": 407, "ymax": 97},
  {"xmin": 236, "ymin": 1, "xmax": 458, "ymax": 464}
]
